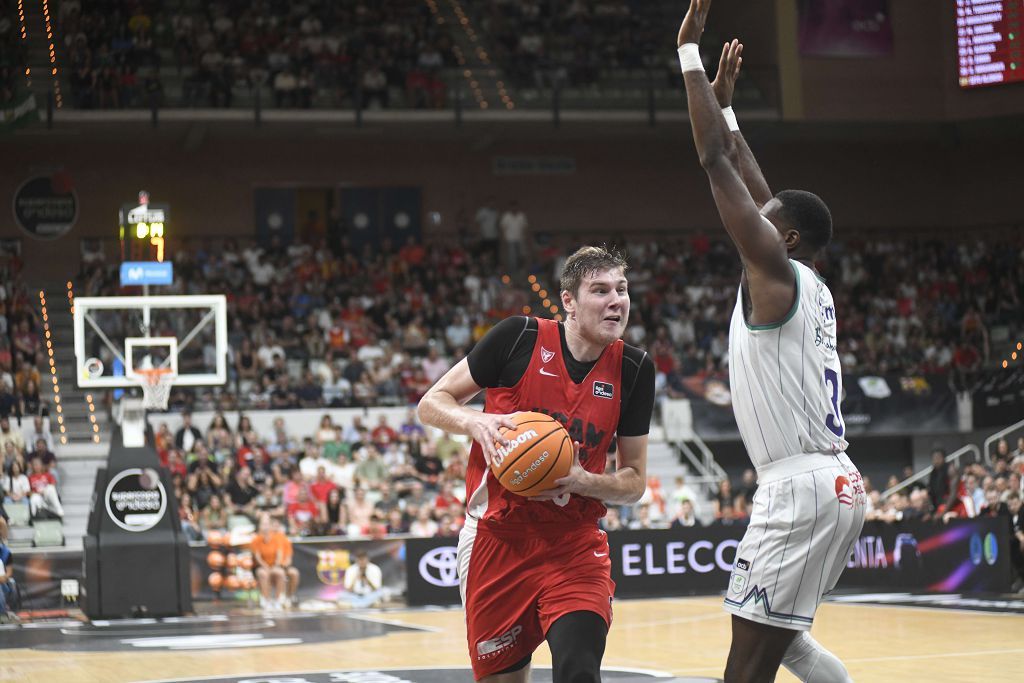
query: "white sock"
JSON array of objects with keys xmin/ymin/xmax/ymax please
[{"xmin": 782, "ymin": 631, "xmax": 853, "ymax": 682}]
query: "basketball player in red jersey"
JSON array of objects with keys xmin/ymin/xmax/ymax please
[{"xmin": 418, "ymin": 246, "xmax": 656, "ymax": 682}]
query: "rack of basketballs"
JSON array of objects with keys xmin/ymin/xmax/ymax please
[{"xmin": 205, "ymin": 530, "xmax": 258, "ymax": 600}]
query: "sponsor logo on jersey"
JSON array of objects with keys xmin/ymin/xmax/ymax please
[
  {"xmin": 493, "ymin": 429, "xmax": 539, "ymax": 467},
  {"xmin": 835, "ymin": 475, "xmax": 854, "ymax": 507},
  {"xmin": 593, "ymin": 381, "xmax": 614, "ymax": 399},
  {"xmin": 730, "ymin": 574, "xmax": 746, "ymax": 594},
  {"xmin": 735, "ymin": 558, "xmax": 751, "ymax": 571},
  {"xmin": 540, "ymin": 346, "xmax": 555, "ymax": 363},
  {"xmin": 477, "ymin": 624, "xmax": 523, "ymax": 658}
]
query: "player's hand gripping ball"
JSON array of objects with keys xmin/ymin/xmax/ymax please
[{"xmin": 490, "ymin": 412, "xmax": 573, "ymax": 496}]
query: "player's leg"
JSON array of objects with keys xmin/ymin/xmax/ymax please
[
  {"xmin": 479, "ymin": 656, "xmax": 531, "ymax": 683},
  {"xmin": 538, "ymin": 526, "xmax": 614, "ymax": 683},
  {"xmin": 725, "ymin": 615, "xmax": 797, "ymax": 682},
  {"xmin": 546, "ymin": 610, "xmax": 607, "ymax": 683},
  {"xmin": 781, "ymin": 631, "xmax": 853, "ymax": 682}
]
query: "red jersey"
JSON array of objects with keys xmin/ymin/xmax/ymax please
[
  {"xmin": 29, "ymin": 471, "xmax": 56, "ymax": 493},
  {"xmin": 465, "ymin": 318, "xmax": 622, "ymax": 528}
]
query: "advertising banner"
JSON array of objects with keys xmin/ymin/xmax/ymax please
[
  {"xmin": 677, "ymin": 373, "xmax": 957, "ymax": 438},
  {"xmin": 798, "ymin": 0, "xmax": 893, "ymax": 57}
]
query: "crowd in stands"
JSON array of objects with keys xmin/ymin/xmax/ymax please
[
  {"xmin": 0, "ymin": 0, "xmax": 28, "ymax": 110},
  {"xmin": 156, "ymin": 410, "xmax": 469, "ymax": 541},
  {"xmin": 58, "ymin": 0, "xmax": 455, "ymax": 110},
  {"xmin": 0, "ymin": 247, "xmax": 48, "ymax": 422}
]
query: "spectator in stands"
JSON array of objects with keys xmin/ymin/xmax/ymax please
[
  {"xmin": 174, "ymin": 412, "xmax": 202, "ymax": 452},
  {"xmin": 994, "ymin": 438, "xmax": 1012, "ymax": 465},
  {"xmin": 354, "ymin": 446, "xmax": 389, "ymax": 490},
  {"xmin": 187, "ymin": 466, "xmax": 222, "ymax": 511},
  {"xmin": 2, "ymin": 460, "xmax": 30, "ymax": 513},
  {"xmin": 409, "ymin": 506, "xmax": 439, "ymax": 537},
  {"xmin": 342, "ymin": 549, "xmax": 384, "ymax": 608},
  {"xmin": 251, "ymin": 515, "xmax": 300, "ymax": 611},
  {"xmin": 499, "ymin": 200, "xmax": 529, "ymax": 273},
  {"xmin": 27, "ymin": 457, "xmax": 62, "ymax": 520},
  {"xmin": 29, "ymin": 439, "xmax": 57, "ymax": 486},
  {"xmin": 299, "ymin": 440, "xmax": 333, "ymax": 481},
  {"xmin": 1007, "ymin": 491, "xmax": 1024, "ymax": 592},
  {"xmin": 200, "ymin": 494, "xmax": 229, "ymax": 532},
  {"xmin": 321, "ymin": 487, "xmax": 346, "ymax": 536},
  {"xmin": 671, "ymin": 499, "xmax": 700, "ymax": 528},
  {"xmin": 0, "ymin": 517, "xmax": 18, "ymax": 623},
  {"xmin": 346, "ymin": 487, "xmax": 375, "ymax": 536},
  {"xmin": 309, "ymin": 465, "xmax": 337, "ymax": 505},
  {"xmin": 0, "ymin": 381, "xmax": 16, "ymax": 419},
  {"xmin": 371, "ymin": 415, "xmax": 397, "ymax": 450},
  {"xmin": 23, "ymin": 416, "xmax": 52, "ymax": 453},
  {"xmin": 737, "ymin": 469, "xmax": 757, "ymax": 504},
  {"xmin": 927, "ymin": 449, "xmax": 950, "ymax": 510},
  {"xmin": 601, "ymin": 507, "xmax": 623, "ymax": 531},
  {"xmin": 225, "ymin": 466, "xmax": 258, "ymax": 519},
  {"xmin": 287, "ymin": 486, "xmax": 319, "ymax": 536},
  {"xmin": 0, "ymin": 416, "xmax": 24, "ymax": 456}
]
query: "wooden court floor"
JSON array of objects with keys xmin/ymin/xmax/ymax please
[{"xmin": 1, "ymin": 596, "xmax": 1021, "ymax": 682}]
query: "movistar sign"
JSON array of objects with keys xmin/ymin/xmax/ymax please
[{"xmin": 120, "ymin": 261, "xmax": 173, "ymax": 286}]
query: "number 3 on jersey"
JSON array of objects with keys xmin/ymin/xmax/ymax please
[{"xmin": 823, "ymin": 368, "xmax": 845, "ymax": 438}]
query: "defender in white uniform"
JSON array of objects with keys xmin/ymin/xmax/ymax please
[{"xmin": 678, "ymin": 2, "xmax": 864, "ymax": 680}]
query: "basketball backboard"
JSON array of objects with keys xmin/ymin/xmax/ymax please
[{"xmin": 73, "ymin": 294, "xmax": 228, "ymax": 389}]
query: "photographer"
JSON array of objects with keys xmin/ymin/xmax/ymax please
[{"xmin": 342, "ymin": 549, "xmax": 383, "ymax": 608}]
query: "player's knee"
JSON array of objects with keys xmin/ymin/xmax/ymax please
[{"xmin": 782, "ymin": 632, "xmax": 852, "ymax": 683}]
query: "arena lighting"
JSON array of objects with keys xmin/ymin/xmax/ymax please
[
  {"xmin": 1000, "ymin": 341, "xmax": 1022, "ymax": 369},
  {"xmin": 40, "ymin": 0, "xmax": 62, "ymax": 107},
  {"xmin": 445, "ymin": 0, "xmax": 509, "ymax": 109},
  {"xmin": 40, "ymin": 290, "xmax": 67, "ymax": 443},
  {"xmin": 17, "ymin": 0, "xmax": 29, "ymax": 88}
]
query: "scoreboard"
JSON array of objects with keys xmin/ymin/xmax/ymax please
[
  {"xmin": 957, "ymin": 0, "xmax": 1024, "ymax": 88},
  {"xmin": 119, "ymin": 191, "xmax": 168, "ymax": 263}
]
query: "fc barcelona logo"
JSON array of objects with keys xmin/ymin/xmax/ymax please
[{"xmin": 317, "ymin": 550, "xmax": 351, "ymax": 586}]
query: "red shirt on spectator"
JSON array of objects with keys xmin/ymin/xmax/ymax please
[
  {"xmin": 434, "ymin": 491, "xmax": 461, "ymax": 512},
  {"xmin": 372, "ymin": 424, "xmax": 397, "ymax": 446},
  {"xmin": 310, "ymin": 479, "xmax": 336, "ymax": 504},
  {"xmin": 29, "ymin": 471, "xmax": 56, "ymax": 493},
  {"xmin": 287, "ymin": 500, "xmax": 319, "ymax": 524}
]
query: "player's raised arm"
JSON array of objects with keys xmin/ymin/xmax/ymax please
[
  {"xmin": 678, "ymin": 0, "xmax": 793, "ymax": 323},
  {"xmin": 711, "ymin": 39, "xmax": 773, "ymax": 207}
]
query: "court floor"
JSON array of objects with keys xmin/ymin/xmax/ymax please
[{"xmin": 1, "ymin": 596, "xmax": 1021, "ymax": 682}]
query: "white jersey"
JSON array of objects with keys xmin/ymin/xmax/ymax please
[{"xmin": 728, "ymin": 259, "xmax": 848, "ymax": 469}]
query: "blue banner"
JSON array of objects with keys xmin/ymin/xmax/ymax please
[{"xmin": 120, "ymin": 261, "xmax": 174, "ymax": 286}]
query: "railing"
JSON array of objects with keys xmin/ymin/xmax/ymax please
[
  {"xmin": 880, "ymin": 444, "xmax": 982, "ymax": 500},
  {"xmin": 982, "ymin": 417, "xmax": 1024, "ymax": 466},
  {"xmin": 674, "ymin": 431, "xmax": 728, "ymax": 496}
]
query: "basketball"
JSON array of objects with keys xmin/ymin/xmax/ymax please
[
  {"xmin": 490, "ymin": 412, "xmax": 572, "ymax": 496},
  {"xmin": 206, "ymin": 551, "xmax": 225, "ymax": 569},
  {"xmin": 226, "ymin": 553, "xmax": 238, "ymax": 569},
  {"xmin": 207, "ymin": 573, "xmax": 223, "ymax": 591},
  {"xmin": 223, "ymin": 575, "xmax": 241, "ymax": 591},
  {"xmin": 206, "ymin": 530, "xmax": 225, "ymax": 548},
  {"xmin": 239, "ymin": 554, "xmax": 254, "ymax": 571}
]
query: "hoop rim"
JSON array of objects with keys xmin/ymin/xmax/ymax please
[{"xmin": 131, "ymin": 367, "xmax": 177, "ymax": 385}]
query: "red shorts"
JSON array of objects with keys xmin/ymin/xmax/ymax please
[{"xmin": 458, "ymin": 519, "xmax": 614, "ymax": 680}]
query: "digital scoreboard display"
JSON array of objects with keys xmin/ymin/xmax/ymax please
[
  {"xmin": 957, "ymin": 0, "xmax": 1024, "ymax": 88},
  {"xmin": 119, "ymin": 191, "xmax": 168, "ymax": 263}
]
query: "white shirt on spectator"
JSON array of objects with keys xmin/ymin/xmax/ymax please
[
  {"xmin": 422, "ymin": 356, "xmax": 448, "ymax": 384},
  {"xmin": 475, "ymin": 206, "xmax": 499, "ymax": 240},
  {"xmin": 257, "ymin": 343, "xmax": 285, "ymax": 369},
  {"xmin": 300, "ymin": 455, "xmax": 335, "ymax": 482},
  {"xmin": 499, "ymin": 211, "xmax": 527, "ymax": 243},
  {"xmin": 343, "ymin": 562, "xmax": 382, "ymax": 595}
]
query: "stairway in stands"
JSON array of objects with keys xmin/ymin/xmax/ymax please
[{"xmin": 38, "ymin": 280, "xmax": 109, "ymax": 548}]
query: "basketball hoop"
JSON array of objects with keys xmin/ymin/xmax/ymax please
[{"xmin": 133, "ymin": 368, "xmax": 176, "ymax": 411}]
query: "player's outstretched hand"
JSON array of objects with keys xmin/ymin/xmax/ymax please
[
  {"xmin": 677, "ymin": 0, "xmax": 712, "ymax": 48},
  {"xmin": 469, "ymin": 412, "xmax": 518, "ymax": 466},
  {"xmin": 712, "ymin": 39, "xmax": 743, "ymax": 108},
  {"xmin": 531, "ymin": 441, "xmax": 589, "ymax": 501}
]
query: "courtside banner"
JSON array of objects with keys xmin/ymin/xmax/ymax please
[
  {"xmin": 608, "ymin": 527, "xmax": 741, "ymax": 597},
  {"xmin": 406, "ymin": 536, "xmax": 461, "ymax": 606},
  {"xmin": 837, "ymin": 518, "xmax": 1013, "ymax": 593}
]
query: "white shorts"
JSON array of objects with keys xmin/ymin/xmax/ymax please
[{"xmin": 724, "ymin": 453, "xmax": 866, "ymax": 631}]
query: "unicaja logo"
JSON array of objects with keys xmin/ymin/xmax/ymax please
[{"xmin": 494, "ymin": 429, "xmax": 538, "ymax": 466}]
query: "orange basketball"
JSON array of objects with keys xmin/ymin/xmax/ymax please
[
  {"xmin": 208, "ymin": 573, "xmax": 223, "ymax": 591},
  {"xmin": 207, "ymin": 551, "xmax": 225, "ymax": 569},
  {"xmin": 206, "ymin": 530, "xmax": 224, "ymax": 547},
  {"xmin": 224, "ymin": 575, "xmax": 241, "ymax": 591},
  {"xmin": 226, "ymin": 553, "xmax": 238, "ymax": 569},
  {"xmin": 490, "ymin": 412, "xmax": 572, "ymax": 496},
  {"xmin": 239, "ymin": 554, "xmax": 254, "ymax": 571}
]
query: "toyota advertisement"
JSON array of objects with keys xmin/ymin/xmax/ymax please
[{"xmin": 404, "ymin": 519, "xmax": 1012, "ymax": 606}]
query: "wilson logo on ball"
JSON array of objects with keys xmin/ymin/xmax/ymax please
[{"xmin": 493, "ymin": 429, "xmax": 539, "ymax": 466}]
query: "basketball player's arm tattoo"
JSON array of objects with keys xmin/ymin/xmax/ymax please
[{"xmin": 417, "ymin": 357, "xmax": 516, "ymax": 465}]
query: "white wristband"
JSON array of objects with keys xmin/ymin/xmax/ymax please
[
  {"xmin": 677, "ymin": 43, "xmax": 703, "ymax": 73},
  {"xmin": 722, "ymin": 106, "xmax": 739, "ymax": 132}
]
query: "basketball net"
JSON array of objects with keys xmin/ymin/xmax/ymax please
[{"xmin": 134, "ymin": 367, "xmax": 175, "ymax": 411}]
